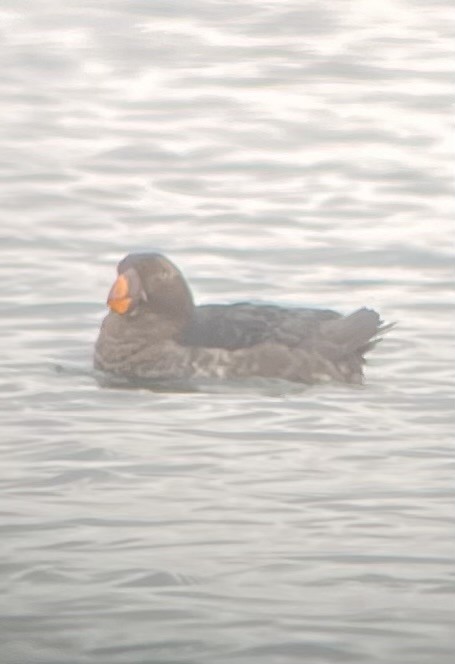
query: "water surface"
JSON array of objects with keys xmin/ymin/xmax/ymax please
[{"xmin": 1, "ymin": 1, "xmax": 453, "ymax": 663}]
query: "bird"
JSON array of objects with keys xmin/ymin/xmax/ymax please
[{"xmin": 94, "ymin": 253, "xmax": 393, "ymax": 385}]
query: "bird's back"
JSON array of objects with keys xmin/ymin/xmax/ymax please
[{"xmin": 184, "ymin": 302, "xmax": 341, "ymax": 351}]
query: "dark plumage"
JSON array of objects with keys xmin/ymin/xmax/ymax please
[{"xmin": 94, "ymin": 253, "xmax": 393, "ymax": 385}]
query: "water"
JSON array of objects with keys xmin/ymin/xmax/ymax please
[{"xmin": 1, "ymin": 1, "xmax": 453, "ymax": 663}]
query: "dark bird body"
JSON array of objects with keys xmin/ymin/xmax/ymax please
[{"xmin": 94, "ymin": 253, "xmax": 392, "ymax": 385}]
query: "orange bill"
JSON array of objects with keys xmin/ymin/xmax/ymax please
[{"xmin": 107, "ymin": 273, "xmax": 132, "ymax": 314}]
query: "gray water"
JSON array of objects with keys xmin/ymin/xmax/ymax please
[{"xmin": 1, "ymin": 2, "xmax": 454, "ymax": 663}]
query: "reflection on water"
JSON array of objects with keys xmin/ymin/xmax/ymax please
[{"xmin": 0, "ymin": 1, "xmax": 453, "ymax": 663}]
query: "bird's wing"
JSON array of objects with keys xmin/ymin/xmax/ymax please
[{"xmin": 183, "ymin": 303, "xmax": 341, "ymax": 350}]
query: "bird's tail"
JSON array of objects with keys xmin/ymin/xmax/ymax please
[{"xmin": 322, "ymin": 308, "xmax": 395, "ymax": 359}]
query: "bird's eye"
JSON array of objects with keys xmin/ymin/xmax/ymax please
[{"xmin": 156, "ymin": 268, "xmax": 175, "ymax": 282}]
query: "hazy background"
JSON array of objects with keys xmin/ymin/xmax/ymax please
[{"xmin": 1, "ymin": 1, "xmax": 453, "ymax": 663}]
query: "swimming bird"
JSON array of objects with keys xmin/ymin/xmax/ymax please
[{"xmin": 94, "ymin": 253, "xmax": 392, "ymax": 385}]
